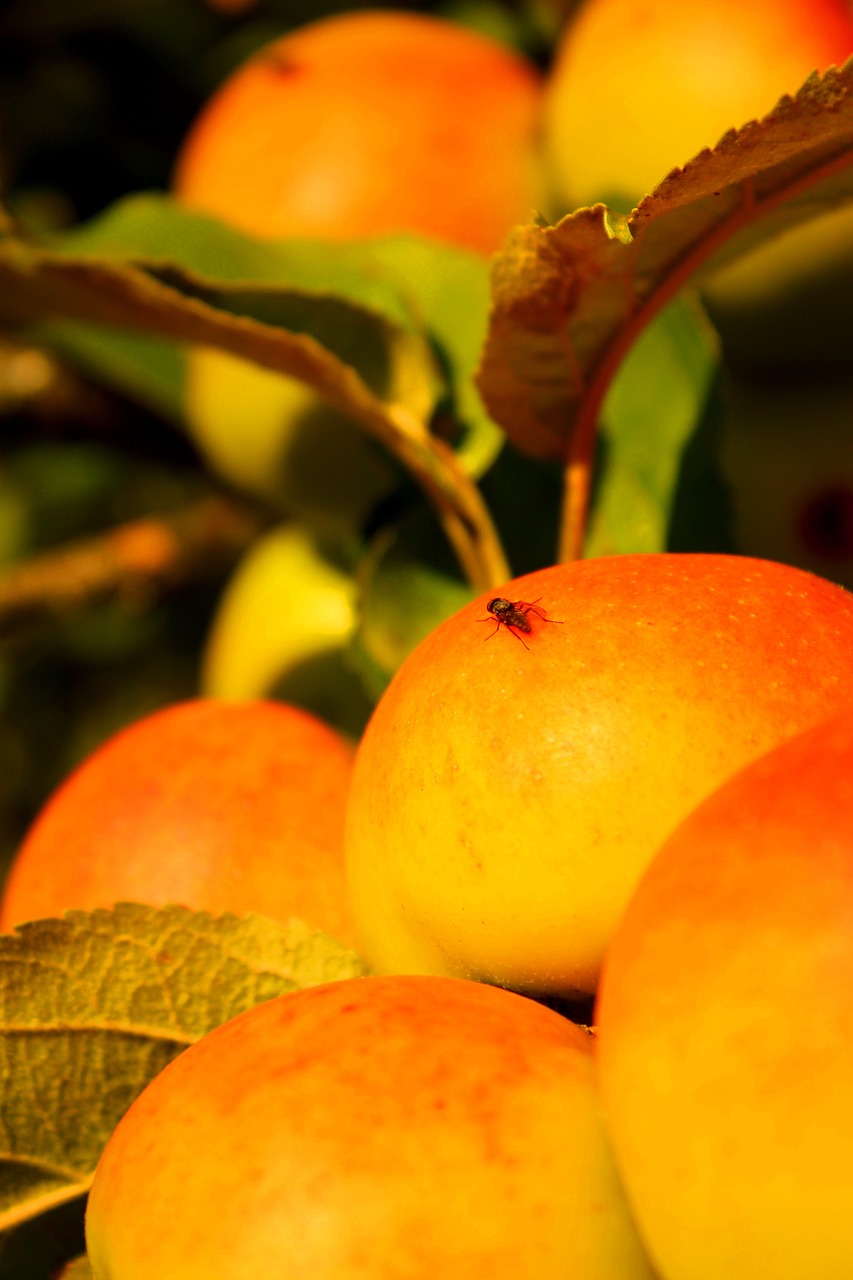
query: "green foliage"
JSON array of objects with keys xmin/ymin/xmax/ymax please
[
  {"xmin": 33, "ymin": 194, "xmax": 501, "ymax": 474},
  {"xmin": 353, "ymin": 504, "xmax": 475, "ymax": 697},
  {"xmin": 586, "ymin": 295, "xmax": 722, "ymax": 556}
]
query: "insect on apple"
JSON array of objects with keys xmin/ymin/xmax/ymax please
[{"xmin": 479, "ymin": 597, "xmax": 563, "ymax": 649}]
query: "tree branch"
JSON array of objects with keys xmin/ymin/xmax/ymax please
[{"xmin": 0, "ymin": 495, "xmax": 265, "ymax": 635}]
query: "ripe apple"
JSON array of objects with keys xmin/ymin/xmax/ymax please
[
  {"xmin": 85, "ymin": 973, "xmax": 657, "ymax": 1280},
  {"xmin": 542, "ymin": 0, "xmax": 853, "ymax": 211},
  {"xmin": 595, "ymin": 709, "xmax": 853, "ymax": 1280},
  {"xmin": 174, "ymin": 9, "xmax": 544, "ymax": 251},
  {"xmin": 345, "ymin": 554, "xmax": 853, "ymax": 999},
  {"xmin": 173, "ymin": 8, "xmax": 544, "ymax": 519},
  {"xmin": 0, "ymin": 698, "xmax": 357, "ymax": 947}
]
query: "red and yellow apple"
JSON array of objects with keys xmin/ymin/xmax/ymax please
[
  {"xmin": 85, "ymin": 973, "xmax": 656, "ymax": 1280},
  {"xmin": 596, "ymin": 708, "xmax": 853, "ymax": 1280},
  {"xmin": 0, "ymin": 698, "xmax": 357, "ymax": 946},
  {"xmin": 543, "ymin": 0, "xmax": 853, "ymax": 210},
  {"xmin": 345, "ymin": 554, "xmax": 853, "ymax": 998},
  {"xmin": 173, "ymin": 8, "xmax": 545, "ymax": 517},
  {"xmin": 174, "ymin": 8, "xmax": 544, "ymax": 251}
]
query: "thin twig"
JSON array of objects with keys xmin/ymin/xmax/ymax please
[{"xmin": 0, "ymin": 495, "xmax": 265, "ymax": 635}]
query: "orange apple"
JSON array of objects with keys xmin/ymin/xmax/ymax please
[
  {"xmin": 543, "ymin": 0, "xmax": 853, "ymax": 210},
  {"xmin": 0, "ymin": 698, "xmax": 357, "ymax": 946},
  {"xmin": 595, "ymin": 709, "xmax": 853, "ymax": 1280},
  {"xmin": 85, "ymin": 973, "xmax": 657, "ymax": 1280},
  {"xmin": 174, "ymin": 8, "xmax": 545, "ymax": 252},
  {"xmin": 345, "ymin": 554, "xmax": 853, "ymax": 998},
  {"xmin": 173, "ymin": 9, "xmax": 544, "ymax": 523}
]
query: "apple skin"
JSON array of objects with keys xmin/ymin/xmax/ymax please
[
  {"xmin": 543, "ymin": 0, "xmax": 853, "ymax": 210},
  {"xmin": 173, "ymin": 9, "xmax": 544, "ymax": 252},
  {"xmin": 595, "ymin": 709, "xmax": 853, "ymax": 1280},
  {"xmin": 345, "ymin": 554, "xmax": 853, "ymax": 999},
  {"xmin": 181, "ymin": 349, "xmax": 399, "ymax": 533},
  {"xmin": 0, "ymin": 698, "xmax": 358, "ymax": 947},
  {"xmin": 85, "ymin": 973, "xmax": 657, "ymax": 1280},
  {"xmin": 201, "ymin": 524, "xmax": 357, "ymax": 700}
]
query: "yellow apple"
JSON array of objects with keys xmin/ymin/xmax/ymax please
[
  {"xmin": 182, "ymin": 348, "xmax": 398, "ymax": 533},
  {"xmin": 85, "ymin": 974, "xmax": 656, "ymax": 1280},
  {"xmin": 542, "ymin": 0, "xmax": 853, "ymax": 211},
  {"xmin": 200, "ymin": 523, "xmax": 373, "ymax": 738},
  {"xmin": 345, "ymin": 554, "xmax": 853, "ymax": 998},
  {"xmin": 701, "ymin": 202, "xmax": 853, "ymax": 372}
]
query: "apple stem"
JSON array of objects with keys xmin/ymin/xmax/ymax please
[{"xmin": 389, "ymin": 421, "xmax": 511, "ymax": 592}]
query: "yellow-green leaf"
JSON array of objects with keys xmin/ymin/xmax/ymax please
[{"xmin": 0, "ymin": 904, "xmax": 365, "ymax": 1235}]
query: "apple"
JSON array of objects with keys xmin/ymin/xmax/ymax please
[
  {"xmin": 200, "ymin": 523, "xmax": 373, "ymax": 738},
  {"xmin": 85, "ymin": 973, "xmax": 657, "ymax": 1280},
  {"xmin": 595, "ymin": 708, "xmax": 853, "ymax": 1280},
  {"xmin": 542, "ymin": 0, "xmax": 853, "ymax": 211},
  {"xmin": 345, "ymin": 554, "xmax": 853, "ymax": 999},
  {"xmin": 0, "ymin": 698, "xmax": 357, "ymax": 947},
  {"xmin": 173, "ymin": 9, "xmax": 544, "ymax": 251},
  {"xmin": 181, "ymin": 349, "xmax": 399, "ymax": 533},
  {"xmin": 173, "ymin": 8, "xmax": 544, "ymax": 521}
]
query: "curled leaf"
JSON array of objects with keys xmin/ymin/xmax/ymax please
[{"xmin": 476, "ymin": 61, "xmax": 853, "ymax": 557}]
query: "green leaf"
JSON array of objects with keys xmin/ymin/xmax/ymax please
[
  {"xmin": 50, "ymin": 195, "xmax": 422, "ymax": 317},
  {"xmin": 0, "ymin": 230, "xmax": 440, "ymax": 428},
  {"xmin": 584, "ymin": 294, "xmax": 720, "ymax": 556},
  {"xmin": 0, "ymin": 208, "xmax": 510, "ymax": 591},
  {"xmin": 352, "ymin": 505, "xmax": 474, "ymax": 696},
  {"xmin": 476, "ymin": 60, "xmax": 853, "ymax": 463},
  {"xmin": 35, "ymin": 193, "xmax": 437, "ymax": 424},
  {"xmin": 0, "ymin": 904, "xmax": 365, "ymax": 1237},
  {"xmin": 365, "ymin": 236, "xmax": 502, "ymax": 476},
  {"xmin": 37, "ymin": 197, "xmax": 503, "ymax": 476}
]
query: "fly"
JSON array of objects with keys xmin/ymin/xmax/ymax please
[{"xmin": 479, "ymin": 597, "xmax": 562, "ymax": 650}]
